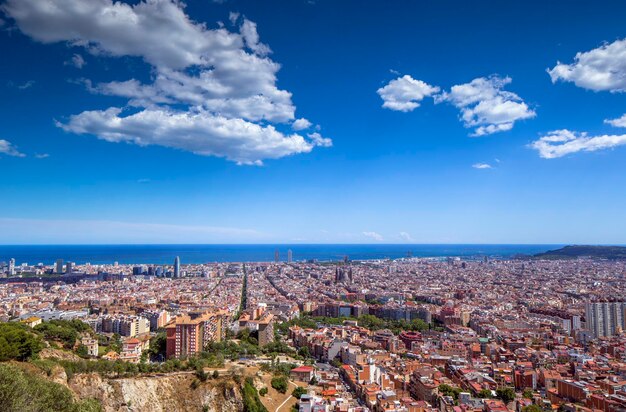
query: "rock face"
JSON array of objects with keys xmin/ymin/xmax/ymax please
[{"xmin": 68, "ymin": 373, "xmax": 244, "ymax": 412}]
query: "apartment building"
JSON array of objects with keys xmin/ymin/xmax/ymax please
[{"xmin": 165, "ymin": 311, "xmax": 223, "ymax": 359}]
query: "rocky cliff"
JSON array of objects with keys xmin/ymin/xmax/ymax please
[{"xmin": 66, "ymin": 372, "xmax": 244, "ymax": 412}]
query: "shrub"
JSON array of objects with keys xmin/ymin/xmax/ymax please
[{"xmin": 271, "ymin": 376, "xmax": 289, "ymax": 394}]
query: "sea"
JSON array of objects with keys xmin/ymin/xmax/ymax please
[{"xmin": 0, "ymin": 244, "xmax": 561, "ymax": 265}]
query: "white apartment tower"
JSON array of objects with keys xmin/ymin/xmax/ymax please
[{"xmin": 585, "ymin": 302, "xmax": 626, "ymax": 338}]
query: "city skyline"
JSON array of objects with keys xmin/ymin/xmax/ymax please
[{"xmin": 1, "ymin": 0, "xmax": 626, "ymax": 244}]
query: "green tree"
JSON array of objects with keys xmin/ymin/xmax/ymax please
[
  {"xmin": 522, "ymin": 405, "xmax": 542, "ymax": 412},
  {"xmin": 496, "ymin": 387, "xmax": 516, "ymax": 404},
  {"xmin": 76, "ymin": 344, "xmax": 89, "ymax": 358},
  {"xmin": 292, "ymin": 386, "xmax": 307, "ymax": 399},
  {"xmin": 147, "ymin": 332, "xmax": 166, "ymax": 360},
  {"xmin": 438, "ymin": 384, "xmax": 462, "ymax": 400},
  {"xmin": 523, "ymin": 389, "xmax": 534, "ymax": 399},
  {"xmin": 297, "ymin": 346, "xmax": 310, "ymax": 359},
  {"xmin": 477, "ymin": 389, "xmax": 493, "ymax": 398},
  {"xmin": 0, "ymin": 322, "xmax": 44, "ymax": 361}
]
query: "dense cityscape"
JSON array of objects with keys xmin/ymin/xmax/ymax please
[
  {"xmin": 1, "ymin": 253, "xmax": 626, "ymax": 412},
  {"xmin": 2, "ymin": 0, "xmax": 626, "ymax": 411}
]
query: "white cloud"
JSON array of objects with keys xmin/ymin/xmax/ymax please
[
  {"xmin": 0, "ymin": 140, "xmax": 25, "ymax": 157},
  {"xmin": 605, "ymin": 114, "xmax": 626, "ymax": 128},
  {"xmin": 66, "ymin": 53, "xmax": 86, "ymax": 69},
  {"xmin": 399, "ymin": 232, "xmax": 414, "ymax": 242},
  {"xmin": 59, "ymin": 107, "xmax": 315, "ymax": 165},
  {"xmin": 378, "ymin": 74, "xmax": 534, "ymax": 135},
  {"xmin": 240, "ymin": 18, "xmax": 271, "ymax": 56},
  {"xmin": 307, "ymin": 132, "xmax": 333, "ymax": 148},
  {"xmin": 3, "ymin": 0, "xmax": 329, "ymax": 163},
  {"xmin": 548, "ymin": 38, "xmax": 626, "ymax": 92},
  {"xmin": 292, "ymin": 118, "xmax": 312, "ymax": 131},
  {"xmin": 529, "ymin": 129, "xmax": 626, "ymax": 159},
  {"xmin": 436, "ymin": 76, "xmax": 535, "ymax": 136},
  {"xmin": 472, "ymin": 163, "xmax": 492, "ymax": 169},
  {"xmin": 377, "ymin": 75, "xmax": 440, "ymax": 112},
  {"xmin": 229, "ymin": 11, "xmax": 240, "ymax": 25},
  {"xmin": 3, "ymin": 0, "xmax": 230, "ymax": 69},
  {"xmin": 35, "ymin": 153, "xmax": 50, "ymax": 159},
  {"xmin": 363, "ymin": 231, "xmax": 384, "ymax": 241}
]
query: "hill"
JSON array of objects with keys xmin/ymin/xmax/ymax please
[{"xmin": 533, "ymin": 245, "xmax": 626, "ymax": 260}]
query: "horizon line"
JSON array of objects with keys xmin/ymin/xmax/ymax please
[{"xmin": 0, "ymin": 242, "xmax": 609, "ymax": 247}]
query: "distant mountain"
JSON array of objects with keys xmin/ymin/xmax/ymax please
[{"xmin": 534, "ymin": 245, "xmax": 626, "ymax": 260}]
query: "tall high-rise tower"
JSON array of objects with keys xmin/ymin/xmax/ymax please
[
  {"xmin": 8, "ymin": 258, "xmax": 15, "ymax": 276},
  {"xmin": 55, "ymin": 259, "xmax": 64, "ymax": 274},
  {"xmin": 174, "ymin": 256, "xmax": 180, "ymax": 278},
  {"xmin": 287, "ymin": 249, "xmax": 293, "ymax": 263},
  {"xmin": 274, "ymin": 249, "xmax": 279, "ymax": 263},
  {"xmin": 585, "ymin": 302, "xmax": 626, "ymax": 338}
]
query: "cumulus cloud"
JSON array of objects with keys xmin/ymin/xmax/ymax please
[
  {"xmin": 59, "ymin": 107, "xmax": 314, "ymax": 165},
  {"xmin": 605, "ymin": 114, "xmax": 626, "ymax": 128},
  {"xmin": 292, "ymin": 118, "xmax": 312, "ymax": 131},
  {"xmin": 548, "ymin": 38, "xmax": 626, "ymax": 92},
  {"xmin": 377, "ymin": 75, "xmax": 440, "ymax": 112},
  {"xmin": 307, "ymin": 132, "xmax": 333, "ymax": 147},
  {"xmin": 363, "ymin": 231, "xmax": 384, "ymax": 241},
  {"xmin": 2, "ymin": 0, "xmax": 329, "ymax": 164},
  {"xmin": 436, "ymin": 76, "xmax": 536, "ymax": 136},
  {"xmin": 472, "ymin": 163, "xmax": 492, "ymax": 169},
  {"xmin": 0, "ymin": 140, "xmax": 25, "ymax": 157},
  {"xmin": 378, "ymin": 74, "xmax": 534, "ymax": 135},
  {"xmin": 529, "ymin": 129, "xmax": 626, "ymax": 159},
  {"xmin": 399, "ymin": 232, "xmax": 414, "ymax": 242},
  {"xmin": 240, "ymin": 19, "xmax": 271, "ymax": 56}
]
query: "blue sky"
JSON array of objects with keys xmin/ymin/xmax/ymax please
[{"xmin": 1, "ymin": 0, "xmax": 625, "ymax": 244}]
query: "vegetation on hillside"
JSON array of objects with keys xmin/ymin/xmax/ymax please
[
  {"xmin": 34, "ymin": 319, "xmax": 92, "ymax": 350},
  {"xmin": 0, "ymin": 322, "xmax": 45, "ymax": 361},
  {"xmin": 0, "ymin": 363, "xmax": 101, "ymax": 412},
  {"xmin": 271, "ymin": 375, "xmax": 289, "ymax": 394},
  {"xmin": 534, "ymin": 245, "xmax": 626, "ymax": 260},
  {"xmin": 242, "ymin": 377, "xmax": 268, "ymax": 412}
]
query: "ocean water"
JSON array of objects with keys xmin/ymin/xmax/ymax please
[{"xmin": 0, "ymin": 244, "xmax": 560, "ymax": 265}]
